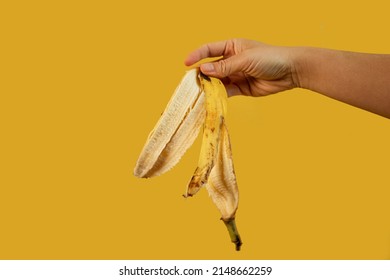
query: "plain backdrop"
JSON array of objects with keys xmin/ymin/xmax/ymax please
[{"xmin": 1, "ymin": 0, "xmax": 389, "ymax": 259}]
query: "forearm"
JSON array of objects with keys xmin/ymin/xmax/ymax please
[{"xmin": 294, "ymin": 47, "xmax": 390, "ymax": 118}]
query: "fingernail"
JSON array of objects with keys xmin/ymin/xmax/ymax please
[{"xmin": 201, "ymin": 63, "xmax": 215, "ymax": 73}]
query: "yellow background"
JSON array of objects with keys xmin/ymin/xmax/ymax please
[{"xmin": 1, "ymin": 0, "xmax": 389, "ymax": 259}]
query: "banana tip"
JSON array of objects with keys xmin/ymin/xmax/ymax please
[
  {"xmin": 234, "ymin": 237, "xmax": 243, "ymax": 251},
  {"xmin": 223, "ymin": 218, "xmax": 242, "ymax": 251}
]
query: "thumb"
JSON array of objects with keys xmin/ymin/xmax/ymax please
[{"xmin": 200, "ymin": 54, "xmax": 246, "ymax": 78}]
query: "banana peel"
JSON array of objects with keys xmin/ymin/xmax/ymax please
[{"xmin": 134, "ymin": 68, "xmax": 242, "ymax": 251}]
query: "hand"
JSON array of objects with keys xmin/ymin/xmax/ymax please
[{"xmin": 185, "ymin": 38, "xmax": 299, "ymax": 97}]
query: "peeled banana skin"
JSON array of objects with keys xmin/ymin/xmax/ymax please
[
  {"xmin": 134, "ymin": 69, "xmax": 205, "ymax": 178},
  {"xmin": 134, "ymin": 68, "xmax": 242, "ymax": 250},
  {"xmin": 207, "ymin": 120, "xmax": 242, "ymax": 250},
  {"xmin": 184, "ymin": 73, "xmax": 227, "ymax": 197}
]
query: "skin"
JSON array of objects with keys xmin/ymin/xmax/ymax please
[{"xmin": 184, "ymin": 38, "xmax": 390, "ymax": 119}]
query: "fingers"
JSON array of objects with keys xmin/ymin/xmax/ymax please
[
  {"xmin": 225, "ymin": 84, "xmax": 243, "ymax": 97},
  {"xmin": 199, "ymin": 53, "xmax": 247, "ymax": 79},
  {"xmin": 184, "ymin": 40, "xmax": 229, "ymax": 66}
]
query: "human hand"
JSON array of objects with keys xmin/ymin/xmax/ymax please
[{"xmin": 185, "ymin": 38, "xmax": 300, "ymax": 97}]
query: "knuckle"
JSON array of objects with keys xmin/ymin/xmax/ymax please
[{"xmin": 218, "ymin": 60, "xmax": 230, "ymax": 77}]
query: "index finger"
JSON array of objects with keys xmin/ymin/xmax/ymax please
[{"xmin": 184, "ymin": 40, "xmax": 229, "ymax": 66}]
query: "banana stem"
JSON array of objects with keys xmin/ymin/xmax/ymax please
[{"xmin": 223, "ymin": 218, "xmax": 242, "ymax": 251}]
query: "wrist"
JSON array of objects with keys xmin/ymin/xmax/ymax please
[{"xmin": 288, "ymin": 46, "xmax": 312, "ymax": 90}]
